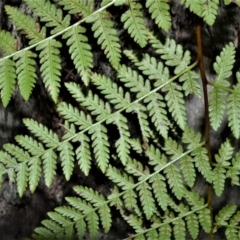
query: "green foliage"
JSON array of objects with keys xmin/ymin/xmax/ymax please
[{"xmin": 0, "ymin": 1, "xmax": 240, "ymax": 239}]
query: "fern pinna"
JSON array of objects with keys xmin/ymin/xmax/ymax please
[{"xmin": 0, "ymin": 0, "xmax": 240, "ymax": 239}]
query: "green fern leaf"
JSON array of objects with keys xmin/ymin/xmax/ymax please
[
  {"xmin": 149, "ymin": 174, "xmax": 169, "ymax": 211},
  {"xmin": 213, "ymin": 42, "xmax": 235, "ymax": 84},
  {"xmin": 0, "ymin": 30, "xmax": 17, "ymax": 56},
  {"xmin": 213, "ymin": 166, "xmax": 226, "ymax": 196},
  {"xmin": 23, "ymin": 118, "xmax": 59, "ymax": 148},
  {"xmin": 64, "ymin": 82, "xmax": 112, "ymax": 121},
  {"xmin": 33, "ymin": 227, "xmax": 53, "ymax": 239},
  {"xmin": 179, "ymin": 70, "xmax": 201, "ymax": 98},
  {"xmin": 201, "ymin": 0, "xmax": 219, "ymax": 26},
  {"xmin": 158, "ymin": 223, "xmax": 171, "ymax": 240},
  {"xmin": 146, "ymin": 229, "xmax": 159, "ymax": 240},
  {"xmin": 74, "ymin": 186, "xmax": 112, "ymax": 233},
  {"xmin": 76, "ymin": 133, "xmax": 91, "ymax": 176},
  {"xmin": 89, "ymin": 11, "xmax": 121, "ymax": 67},
  {"xmin": 14, "ymin": 50, "xmax": 37, "ymax": 101},
  {"xmin": 226, "ymin": 227, "xmax": 239, "ymax": 240},
  {"xmin": 5, "ymin": 5, "xmax": 46, "ymax": 44},
  {"xmin": 173, "ymin": 218, "xmax": 186, "ymax": 240},
  {"xmin": 227, "ymin": 152, "xmax": 240, "ymax": 185},
  {"xmin": 28, "ymin": 157, "xmax": 41, "ymax": 193},
  {"xmin": 3, "ymin": 143, "xmax": 30, "ymax": 162},
  {"xmin": 88, "ymin": 124, "xmax": 110, "ymax": 173},
  {"xmin": 122, "ymin": 214, "xmax": 144, "ymax": 234},
  {"xmin": 23, "ymin": 0, "xmax": 70, "ymax": 34},
  {"xmin": 215, "ymin": 139, "xmax": 233, "ymax": 166},
  {"xmin": 57, "ymin": 102, "xmax": 93, "ymax": 130},
  {"xmin": 106, "ymin": 166, "xmax": 135, "ymax": 190},
  {"xmin": 16, "ymin": 162, "xmax": 28, "ymax": 197},
  {"xmin": 58, "ymin": 0, "xmax": 94, "ymax": 16},
  {"xmin": 180, "ymin": 154, "xmax": 196, "ymax": 187},
  {"xmin": 123, "ymin": 189, "xmax": 141, "ymax": 216},
  {"xmin": 58, "ymin": 142, "xmax": 74, "ymax": 181},
  {"xmin": 109, "ymin": 113, "xmax": 131, "ymax": 165},
  {"xmin": 186, "ymin": 213, "xmax": 199, "ymax": 240},
  {"xmin": 137, "ymin": 182, "xmax": 156, "ymax": 220},
  {"xmin": 42, "ymin": 149, "xmax": 57, "ymax": 187},
  {"xmin": 192, "ymin": 147, "xmax": 212, "ymax": 183},
  {"xmin": 15, "ymin": 135, "xmax": 45, "ymax": 156},
  {"xmin": 55, "ymin": 206, "xmax": 82, "ymax": 221},
  {"xmin": 86, "ymin": 211, "xmax": 99, "ymax": 240},
  {"xmin": 91, "ymin": 73, "xmax": 131, "ymax": 110},
  {"xmin": 75, "ymin": 218, "xmax": 87, "ymax": 239},
  {"xmin": 0, "ymin": 151, "xmax": 17, "ymax": 168},
  {"xmin": 117, "ymin": 64, "xmax": 150, "ymax": 98},
  {"xmin": 209, "ymin": 88, "xmax": 226, "ymax": 130},
  {"xmin": 227, "ymin": 88, "xmax": 240, "ymax": 138},
  {"xmin": 121, "ymin": 0, "xmax": 148, "ymax": 47},
  {"xmin": 180, "ymin": 0, "xmax": 203, "ymax": 17},
  {"xmin": 149, "ymin": 36, "xmax": 191, "ymax": 74},
  {"xmin": 146, "ymin": 0, "xmax": 171, "ymax": 31},
  {"xmin": 198, "ymin": 208, "xmax": 211, "ymax": 233},
  {"xmin": 36, "ymin": 39, "xmax": 62, "ymax": 102},
  {"xmin": 63, "ymin": 26, "xmax": 93, "ymax": 85},
  {"xmin": 0, "ymin": 58, "xmax": 16, "ymax": 107},
  {"xmin": 215, "ymin": 204, "xmax": 237, "ymax": 226}
]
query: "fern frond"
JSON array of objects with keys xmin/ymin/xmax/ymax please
[
  {"xmin": 74, "ymin": 186, "xmax": 112, "ymax": 232},
  {"xmin": 213, "ymin": 140, "xmax": 233, "ymax": 196},
  {"xmin": 16, "ymin": 162, "xmax": 28, "ymax": 197},
  {"xmin": 163, "ymin": 81, "xmax": 187, "ymax": 129},
  {"xmin": 23, "ymin": 118, "xmax": 59, "ymax": 148},
  {"xmin": 215, "ymin": 139, "xmax": 233, "ymax": 166},
  {"xmin": 58, "ymin": 0, "xmax": 94, "ymax": 17},
  {"xmin": 109, "ymin": 113, "xmax": 131, "ymax": 165},
  {"xmin": 227, "ymin": 152, "xmax": 240, "ymax": 185},
  {"xmin": 213, "ymin": 166, "xmax": 226, "ymax": 196},
  {"xmin": 76, "ymin": 133, "xmax": 91, "ymax": 176},
  {"xmin": 28, "ymin": 157, "xmax": 41, "ymax": 193},
  {"xmin": 14, "ymin": 50, "xmax": 37, "ymax": 101},
  {"xmin": 118, "ymin": 61, "xmax": 169, "ymax": 138},
  {"xmin": 179, "ymin": 70, "xmax": 201, "ymax": 98},
  {"xmin": 121, "ymin": 0, "xmax": 148, "ymax": 47},
  {"xmin": 91, "ymin": 73, "xmax": 131, "ymax": 110},
  {"xmin": 89, "ymin": 11, "xmax": 121, "ymax": 67},
  {"xmin": 173, "ymin": 218, "xmax": 186, "ymax": 240},
  {"xmin": 64, "ymin": 82, "xmax": 112, "ymax": 121},
  {"xmin": 148, "ymin": 174, "xmax": 169, "ymax": 211},
  {"xmin": 5, "ymin": 5, "xmax": 46, "ymax": 44},
  {"xmin": 42, "ymin": 149, "xmax": 57, "ymax": 187},
  {"xmin": 15, "ymin": 135, "xmax": 45, "ymax": 156},
  {"xmin": 0, "ymin": 58, "xmax": 16, "ymax": 107},
  {"xmin": 158, "ymin": 223, "xmax": 171, "ymax": 240},
  {"xmin": 106, "ymin": 166, "xmax": 135, "ymax": 190},
  {"xmin": 57, "ymin": 102, "xmax": 93, "ymax": 130},
  {"xmin": 23, "ymin": 0, "xmax": 70, "ymax": 34},
  {"xmin": 0, "ymin": 30, "xmax": 17, "ymax": 56},
  {"xmin": 63, "ymin": 26, "xmax": 93, "ymax": 85},
  {"xmin": 180, "ymin": 0, "xmax": 203, "ymax": 17},
  {"xmin": 215, "ymin": 204, "xmax": 237, "ymax": 226},
  {"xmin": 227, "ymin": 87, "xmax": 240, "ymax": 138},
  {"xmin": 58, "ymin": 142, "xmax": 74, "ymax": 181},
  {"xmin": 198, "ymin": 208, "xmax": 211, "ymax": 233},
  {"xmin": 149, "ymin": 36, "xmax": 191, "ymax": 74},
  {"xmin": 88, "ymin": 124, "xmax": 110, "ymax": 173},
  {"xmin": 201, "ymin": 0, "xmax": 219, "ymax": 26},
  {"xmin": 186, "ymin": 213, "xmax": 199, "ymax": 239},
  {"xmin": 146, "ymin": 0, "xmax": 171, "ymax": 31},
  {"xmin": 36, "ymin": 39, "xmax": 62, "ymax": 102},
  {"xmin": 213, "ymin": 42, "xmax": 235, "ymax": 85}
]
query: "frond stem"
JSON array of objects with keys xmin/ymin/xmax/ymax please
[
  {"xmin": 196, "ymin": 24, "xmax": 213, "ymax": 240},
  {"xmin": 0, "ymin": 0, "xmax": 118, "ymax": 62},
  {"xmin": 124, "ymin": 204, "xmax": 208, "ymax": 239}
]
